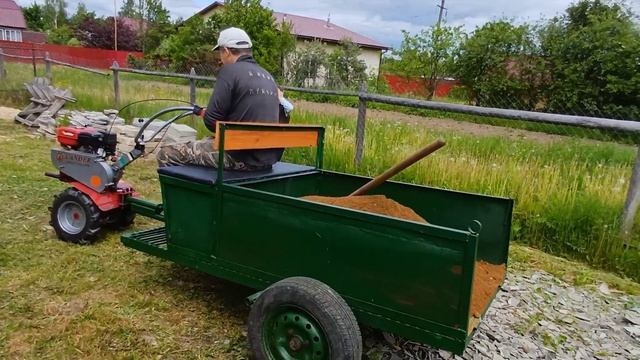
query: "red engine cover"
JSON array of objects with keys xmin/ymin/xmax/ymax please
[{"xmin": 56, "ymin": 127, "xmax": 99, "ymax": 147}]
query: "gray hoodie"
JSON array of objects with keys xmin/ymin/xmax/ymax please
[{"xmin": 204, "ymin": 55, "xmax": 281, "ymax": 169}]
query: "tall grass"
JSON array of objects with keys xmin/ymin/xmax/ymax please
[
  {"xmin": 1, "ymin": 62, "xmax": 639, "ymax": 280},
  {"xmin": 286, "ymin": 111, "xmax": 640, "ymax": 281}
]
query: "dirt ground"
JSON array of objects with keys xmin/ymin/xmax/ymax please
[
  {"xmin": 0, "ymin": 106, "xmax": 19, "ymax": 121},
  {"xmin": 295, "ymin": 100, "xmax": 576, "ymax": 144}
]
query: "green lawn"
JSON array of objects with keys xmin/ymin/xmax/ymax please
[{"xmin": 0, "ymin": 120, "xmax": 638, "ymax": 359}]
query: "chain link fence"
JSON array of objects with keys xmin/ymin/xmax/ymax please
[{"xmin": 1, "ymin": 47, "xmax": 639, "ymax": 281}]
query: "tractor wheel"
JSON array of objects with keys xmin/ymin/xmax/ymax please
[
  {"xmin": 50, "ymin": 187, "xmax": 102, "ymax": 244},
  {"xmin": 248, "ymin": 277, "xmax": 362, "ymax": 360},
  {"xmin": 106, "ymin": 205, "xmax": 136, "ymax": 230}
]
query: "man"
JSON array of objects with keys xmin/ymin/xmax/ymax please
[{"xmin": 157, "ymin": 27, "xmax": 281, "ymax": 170}]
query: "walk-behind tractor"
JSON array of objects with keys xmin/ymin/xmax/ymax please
[{"xmin": 47, "ymin": 105, "xmax": 513, "ymax": 359}]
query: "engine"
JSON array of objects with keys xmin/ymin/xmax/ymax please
[{"xmin": 56, "ymin": 127, "xmax": 118, "ymax": 157}]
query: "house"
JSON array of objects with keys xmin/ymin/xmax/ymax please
[
  {"xmin": 0, "ymin": 0, "xmax": 26, "ymax": 42},
  {"xmin": 197, "ymin": 2, "xmax": 389, "ymax": 78}
]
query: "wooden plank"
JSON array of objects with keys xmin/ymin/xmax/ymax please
[
  {"xmin": 30, "ymin": 98, "xmax": 51, "ymax": 106},
  {"xmin": 24, "ymin": 83, "xmax": 38, "ymax": 97},
  {"xmin": 31, "ymin": 85, "xmax": 48, "ymax": 101},
  {"xmin": 622, "ymin": 145, "xmax": 640, "ymax": 237},
  {"xmin": 215, "ymin": 122, "xmax": 320, "ymax": 150},
  {"xmin": 46, "ymin": 98, "xmax": 67, "ymax": 117},
  {"xmin": 19, "ymin": 105, "xmax": 48, "ymax": 115},
  {"xmin": 218, "ymin": 129, "xmax": 319, "ymax": 150}
]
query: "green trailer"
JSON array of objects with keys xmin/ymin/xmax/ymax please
[{"xmin": 118, "ymin": 119, "xmax": 513, "ymax": 359}]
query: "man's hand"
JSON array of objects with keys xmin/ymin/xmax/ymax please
[{"xmin": 193, "ymin": 105, "xmax": 206, "ymax": 117}]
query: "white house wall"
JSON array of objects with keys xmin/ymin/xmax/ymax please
[{"xmin": 289, "ymin": 40, "xmax": 382, "ymax": 86}]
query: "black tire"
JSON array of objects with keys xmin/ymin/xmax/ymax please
[
  {"xmin": 248, "ymin": 277, "xmax": 362, "ymax": 360},
  {"xmin": 106, "ymin": 205, "xmax": 136, "ymax": 230},
  {"xmin": 50, "ymin": 187, "xmax": 102, "ymax": 244}
]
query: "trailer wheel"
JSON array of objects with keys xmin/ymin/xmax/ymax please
[
  {"xmin": 50, "ymin": 187, "xmax": 102, "ymax": 244},
  {"xmin": 248, "ymin": 277, "xmax": 361, "ymax": 360}
]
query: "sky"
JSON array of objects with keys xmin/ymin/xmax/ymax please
[{"xmin": 15, "ymin": 0, "xmax": 640, "ymax": 49}]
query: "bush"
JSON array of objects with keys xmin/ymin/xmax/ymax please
[{"xmin": 446, "ymin": 85, "xmax": 472, "ymax": 103}]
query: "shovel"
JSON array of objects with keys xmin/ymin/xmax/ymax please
[{"xmin": 349, "ymin": 138, "xmax": 446, "ymax": 196}]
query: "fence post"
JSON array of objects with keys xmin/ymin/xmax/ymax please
[
  {"xmin": 31, "ymin": 48, "xmax": 36, "ymax": 77},
  {"xmin": 0, "ymin": 49, "xmax": 4, "ymax": 80},
  {"xmin": 112, "ymin": 61, "xmax": 120, "ymax": 106},
  {"xmin": 621, "ymin": 145, "xmax": 640, "ymax": 237},
  {"xmin": 189, "ymin": 67, "xmax": 196, "ymax": 104},
  {"xmin": 355, "ymin": 82, "xmax": 368, "ymax": 166},
  {"xmin": 44, "ymin": 52, "xmax": 52, "ymax": 80}
]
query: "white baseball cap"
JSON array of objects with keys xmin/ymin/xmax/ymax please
[{"xmin": 212, "ymin": 27, "xmax": 253, "ymax": 50}]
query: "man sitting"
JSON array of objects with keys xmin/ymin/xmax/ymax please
[{"xmin": 157, "ymin": 27, "xmax": 281, "ymax": 171}]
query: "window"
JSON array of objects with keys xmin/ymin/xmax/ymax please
[{"xmin": 0, "ymin": 28, "xmax": 22, "ymax": 42}]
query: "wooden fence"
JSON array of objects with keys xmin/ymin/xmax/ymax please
[{"xmin": 2, "ymin": 51, "xmax": 640, "ymax": 235}]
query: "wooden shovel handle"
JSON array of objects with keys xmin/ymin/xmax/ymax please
[{"xmin": 349, "ymin": 138, "xmax": 446, "ymax": 197}]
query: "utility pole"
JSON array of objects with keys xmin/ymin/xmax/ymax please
[
  {"xmin": 430, "ymin": 0, "xmax": 447, "ymax": 100},
  {"xmin": 114, "ymin": 0, "xmax": 118, "ymax": 51},
  {"xmin": 436, "ymin": 0, "xmax": 447, "ymax": 28}
]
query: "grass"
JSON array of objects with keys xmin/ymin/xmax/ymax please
[
  {"xmin": 1, "ymin": 61, "xmax": 639, "ymax": 281},
  {"xmin": 0, "ymin": 120, "xmax": 638, "ymax": 358},
  {"xmin": 285, "ymin": 110, "xmax": 640, "ymax": 281}
]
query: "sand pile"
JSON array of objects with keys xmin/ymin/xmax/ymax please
[
  {"xmin": 301, "ymin": 195, "xmax": 427, "ymax": 223},
  {"xmin": 471, "ymin": 261, "xmax": 506, "ymax": 318}
]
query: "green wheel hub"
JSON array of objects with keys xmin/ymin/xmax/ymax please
[{"xmin": 263, "ymin": 306, "xmax": 329, "ymax": 360}]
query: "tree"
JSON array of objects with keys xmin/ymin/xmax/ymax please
[
  {"xmin": 152, "ymin": 16, "xmax": 217, "ymax": 71},
  {"xmin": 141, "ymin": 0, "xmax": 173, "ymax": 53},
  {"xmin": 206, "ymin": 0, "xmax": 295, "ymax": 78},
  {"xmin": 325, "ymin": 39, "xmax": 368, "ymax": 90},
  {"xmin": 76, "ymin": 17, "xmax": 140, "ymax": 51},
  {"xmin": 48, "ymin": 25, "xmax": 74, "ymax": 44},
  {"xmin": 22, "ymin": 4, "xmax": 45, "ymax": 31},
  {"xmin": 119, "ymin": 0, "xmax": 138, "ymax": 18},
  {"xmin": 540, "ymin": 0, "xmax": 640, "ymax": 119},
  {"xmin": 390, "ymin": 25, "xmax": 463, "ymax": 99},
  {"xmin": 285, "ymin": 40, "xmax": 327, "ymax": 87},
  {"xmin": 69, "ymin": 2, "xmax": 95, "ymax": 27},
  {"xmin": 56, "ymin": 0, "xmax": 67, "ymax": 27},
  {"xmin": 454, "ymin": 20, "xmax": 544, "ymax": 109},
  {"xmin": 42, "ymin": 0, "xmax": 67, "ymax": 29}
]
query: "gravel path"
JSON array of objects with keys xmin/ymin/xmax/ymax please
[
  {"xmin": 295, "ymin": 100, "xmax": 581, "ymax": 144},
  {"xmin": 364, "ymin": 269, "xmax": 640, "ymax": 360}
]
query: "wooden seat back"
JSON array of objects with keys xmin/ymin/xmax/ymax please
[{"xmin": 214, "ymin": 121, "xmax": 323, "ymax": 151}]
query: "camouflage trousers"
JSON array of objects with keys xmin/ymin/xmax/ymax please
[{"xmin": 156, "ymin": 137, "xmax": 247, "ymax": 170}]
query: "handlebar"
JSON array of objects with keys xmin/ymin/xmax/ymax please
[{"xmin": 134, "ymin": 105, "xmax": 204, "ymax": 144}]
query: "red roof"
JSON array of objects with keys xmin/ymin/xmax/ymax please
[
  {"xmin": 274, "ymin": 12, "xmax": 388, "ymax": 50},
  {"xmin": 197, "ymin": 2, "xmax": 388, "ymax": 50},
  {"xmin": 0, "ymin": 0, "xmax": 26, "ymax": 29}
]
